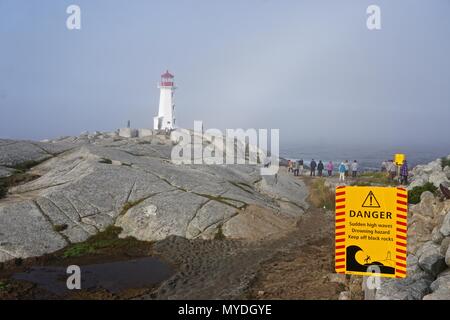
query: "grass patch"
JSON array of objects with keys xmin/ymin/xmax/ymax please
[
  {"xmin": 441, "ymin": 157, "xmax": 450, "ymax": 169},
  {"xmin": 229, "ymin": 181, "xmax": 253, "ymax": 194},
  {"xmin": 214, "ymin": 224, "xmax": 226, "ymax": 240},
  {"xmin": 408, "ymin": 182, "xmax": 438, "ymax": 204},
  {"xmin": 193, "ymin": 192, "xmax": 248, "ymax": 209},
  {"xmin": 0, "ymin": 172, "xmax": 41, "ymax": 199},
  {"xmin": 309, "ymin": 178, "xmax": 335, "ymax": 210},
  {"xmin": 0, "ymin": 181, "xmax": 7, "ymax": 199},
  {"xmin": 52, "ymin": 224, "xmax": 68, "ymax": 232},
  {"xmin": 0, "ymin": 281, "xmax": 10, "ymax": 291},
  {"xmin": 120, "ymin": 198, "xmax": 148, "ymax": 215},
  {"xmin": 61, "ymin": 226, "xmax": 142, "ymax": 258},
  {"xmin": 98, "ymin": 158, "xmax": 112, "ymax": 164},
  {"xmin": 11, "ymin": 159, "xmax": 46, "ymax": 172},
  {"xmin": 351, "ymin": 171, "xmax": 396, "ymax": 187}
]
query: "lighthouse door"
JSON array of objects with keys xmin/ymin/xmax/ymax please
[{"xmin": 158, "ymin": 117, "xmax": 163, "ymax": 130}]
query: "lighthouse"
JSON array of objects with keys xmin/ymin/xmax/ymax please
[{"xmin": 153, "ymin": 70, "xmax": 176, "ymax": 131}]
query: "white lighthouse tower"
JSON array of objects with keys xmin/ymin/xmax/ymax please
[{"xmin": 153, "ymin": 70, "xmax": 176, "ymax": 131}]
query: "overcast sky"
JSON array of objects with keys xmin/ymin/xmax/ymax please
[{"xmin": 0, "ymin": 0, "xmax": 449, "ymax": 148}]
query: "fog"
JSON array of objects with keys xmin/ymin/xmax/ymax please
[{"xmin": 0, "ymin": 0, "xmax": 449, "ymax": 149}]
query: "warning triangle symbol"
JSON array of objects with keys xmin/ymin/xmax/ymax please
[{"xmin": 362, "ymin": 191, "xmax": 381, "ymax": 208}]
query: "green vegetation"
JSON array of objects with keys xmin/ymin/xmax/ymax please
[
  {"xmin": 0, "ymin": 281, "xmax": 10, "ymax": 292},
  {"xmin": 138, "ymin": 140, "xmax": 152, "ymax": 145},
  {"xmin": 120, "ymin": 198, "xmax": 148, "ymax": 216},
  {"xmin": 408, "ymin": 182, "xmax": 438, "ymax": 204},
  {"xmin": 309, "ymin": 178, "xmax": 335, "ymax": 210},
  {"xmin": 12, "ymin": 159, "xmax": 46, "ymax": 172},
  {"xmin": 61, "ymin": 226, "xmax": 142, "ymax": 258},
  {"xmin": 0, "ymin": 172, "xmax": 41, "ymax": 199},
  {"xmin": 0, "ymin": 159, "xmax": 46, "ymax": 199},
  {"xmin": 0, "ymin": 181, "xmax": 7, "ymax": 199},
  {"xmin": 229, "ymin": 181, "xmax": 253, "ymax": 194},
  {"xmin": 2, "ymin": 160, "xmax": 47, "ymax": 197},
  {"xmin": 98, "ymin": 158, "xmax": 112, "ymax": 164},
  {"xmin": 214, "ymin": 224, "xmax": 226, "ymax": 240},
  {"xmin": 441, "ymin": 157, "xmax": 450, "ymax": 169},
  {"xmin": 52, "ymin": 224, "xmax": 68, "ymax": 232},
  {"xmin": 352, "ymin": 171, "xmax": 396, "ymax": 186},
  {"xmin": 193, "ymin": 192, "xmax": 248, "ymax": 209}
]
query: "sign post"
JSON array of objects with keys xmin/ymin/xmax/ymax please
[
  {"xmin": 394, "ymin": 153, "xmax": 406, "ymax": 166},
  {"xmin": 335, "ymin": 186, "xmax": 408, "ymax": 278}
]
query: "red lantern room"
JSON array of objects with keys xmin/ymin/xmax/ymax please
[{"xmin": 160, "ymin": 70, "xmax": 174, "ymax": 87}]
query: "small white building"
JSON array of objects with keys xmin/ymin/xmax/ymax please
[{"xmin": 153, "ymin": 70, "xmax": 176, "ymax": 131}]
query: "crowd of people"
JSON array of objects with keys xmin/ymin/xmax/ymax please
[
  {"xmin": 287, "ymin": 159, "xmax": 359, "ymax": 182},
  {"xmin": 286, "ymin": 158, "xmax": 409, "ymax": 184},
  {"xmin": 381, "ymin": 159, "xmax": 409, "ymax": 184}
]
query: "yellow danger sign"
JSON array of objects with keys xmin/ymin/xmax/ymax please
[
  {"xmin": 394, "ymin": 153, "xmax": 406, "ymax": 166},
  {"xmin": 335, "ymin": 186, "xmax": 408, "ymax": 278}
]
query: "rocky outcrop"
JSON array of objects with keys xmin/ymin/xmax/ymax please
[
  {"xmin": 408, "ymin": 156, "xmax": 450, "ymax": 189},
  {"xmin": 0, "ymin": 131, "xmax": 307, "ymax": 263},
  {"xmin": 375, "ymin": 254, "xmax": 433, "ymax": 300},
  {"xmin": 362, "ymin": 156, "xmax": 450, "ymax": 300}
]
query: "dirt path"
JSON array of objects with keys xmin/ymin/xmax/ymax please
[{"xmin": 246, "ymin": 206, "xmax": 340, "ymax": 299}]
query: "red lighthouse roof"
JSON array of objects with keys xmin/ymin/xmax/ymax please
[{"xmin": 161, "ymin": 70, "xmax": 174, "ymax": 79}]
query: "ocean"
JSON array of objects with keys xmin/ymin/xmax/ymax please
[{"xmin": 280, "ymin": 144, "xmax": 450, "ymax": 171}]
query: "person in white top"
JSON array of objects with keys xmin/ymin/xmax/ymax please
[{"xmin": 351, "ymin": 160, "xmax": 358, "ymax": 178}]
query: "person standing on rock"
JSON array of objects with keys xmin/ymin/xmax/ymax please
[
  {"xmin": 381, "ymin": 160, "xmax": 387, "ymax": 172},
  {"xmin": 351, "ymin": 160, "xmax": 359, "ymax": 178},
  {"xmin": 326, "ymin": 161, "xmax": 334, "ymax": 176},
  {"xmin": 298, "ymin": 159, "xmax": 304, "ymax": 176},
  {"xmin": 339, "ymin": 162, "xmax": 346, "ymax": 182},
  {"xmin": 310, "ymin": 159, "xmax": 317, "ymax": 176},
  {"xmin": 400, "ymin": 160, "xmax": 408, "ymax": 185},
  {"xmin": 388, "ymin": 160, "xmax": 397, "ymax": 180},
  {"xmin": 288, "ymin": 160, "xmax": 293, "ymax": 173},
  {"xmin": 294, "ymin": 160, "xmax": 300, "ymax": 176},
  {"xmin": 344, "ymin": 160, "xmax": 349, "ymax": 177},
  {"xmin": 317, "ymin": 160, "xmax": 324, "ymax": 176}
]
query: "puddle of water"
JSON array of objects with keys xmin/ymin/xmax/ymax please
[{"xmin": 12, "ymin": 257, "xmax": 173, "ymax": 296}]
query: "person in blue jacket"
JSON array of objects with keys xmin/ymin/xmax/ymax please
[{"xmin": 338, "ymin": 162, "xmax": 346, "ymax": 182}]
